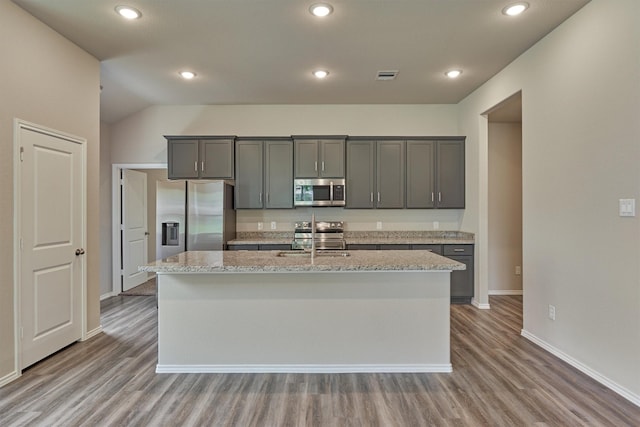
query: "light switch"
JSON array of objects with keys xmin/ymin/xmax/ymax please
[{"xmin": 619, "ymin": 199, "xmax": 636, "ymax": 217}]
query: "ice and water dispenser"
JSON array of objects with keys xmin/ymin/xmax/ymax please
[{"xmin": 162, "ymin": 222, "xmax": 180, "ymax": 246}]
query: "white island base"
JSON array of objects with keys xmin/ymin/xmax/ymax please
[{"xmin": 156, "ymin": 270, "xmax": 452, "ymax": 374}]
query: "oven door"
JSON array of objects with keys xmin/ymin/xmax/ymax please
[{"xmin": 310, "ymin": 184, "xmax": 333, "ymax": 206}]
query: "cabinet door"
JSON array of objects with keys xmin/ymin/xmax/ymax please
[
  {"xmin": 265, "ymin": 140, "xmax": 293, "ymax": 208},
  {"xmin": 376, "ymin": 140, "xmax": 405, "ymax": 208},
  {"xmin": 346, "ymin": 244, "xmax": 378, "ymax": 250},
  {"xmin": 406, "ymin": 141, "xmax": 436, "ymax": 208},
  {"xmin": 200, "ymin": 139, "xmax": 234, "ymax": 179},
  {"xmin": 167, "ymin": 140, "xmax": 199, "ymax": 179},
  {"xmin": 294, "ymin": 140, "xmax": 319, "ymax": 178},
  {"xmin": 411, "ymin": 244, "xmax": 443, "ymax": 254},
  {"xmin": 436, "ymin": 140, "xmax": 465, "ymax": 208},
  {"xmin": 378, "ymin": 244, "xmax": 411, "ymax": 250},
  {"xmin": 319, "ymin": 139, "xmax": 345, "ymax": 178},
  {"xmin": 448, "ymin": 255, "xmax": 474, "ymax": 303},
  {"xmin": 235, "ymin": 140, "xmax": 264, "ymax": 209},
  {"xmin": 346, "ymin": 141, "xmax": 375, "ymax": 208}
]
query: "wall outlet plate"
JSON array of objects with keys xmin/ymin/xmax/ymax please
[
  {"xmin": 271, "ymin": 221, "xmax": 277, "ymax": 230},
  {"xmin": 257, "ymin": 222, "xmax": 263, "ymax": 230},
  {"xmin": 433, "ymin": 221, "xmax": 439, "ymax": 230},
  {"xmin": 548, "ymin": 304, "xmax": 556, "ymax": 321},
  {"xmin": 376, "ymin": 221, "xmax": 382, "ymax": 230},
  {"xmin": 515, "ymin": 266, "xmax": 522, "ymax": 275}
]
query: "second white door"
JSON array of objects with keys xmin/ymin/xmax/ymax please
[{"xmin": 122, "ymin": 169, "xmax": 148, "ymax": 291}]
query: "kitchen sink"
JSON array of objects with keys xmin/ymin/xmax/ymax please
[{"xmin": 276, "ymin": 250, "xmax": 350, "ymax": 258}]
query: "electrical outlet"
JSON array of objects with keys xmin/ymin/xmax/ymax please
[
  {"xmin": 376, "ymin": 221, "xmax": 382, "ymax": 230},
  {"xmin": 548, "ymin": 305, "xmax": 556, "ymax": 321},
  {"xmin": 270, "ymin": 221, "xmax": 277, "ymax": 230},
  {"xmin": 257, "ymin": 222, "xmax": 263, "ymax": 230},
  {"xmin": 515, "ymin": 266, "xmax": 522, "ymax": 276},
  {"xmin": 433, "ymin": 221, "xmax": 440, "ymax": 230}
]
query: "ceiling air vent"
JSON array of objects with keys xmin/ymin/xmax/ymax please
[{"xmin": 376, "ymin": 70, "xmax": 399, "ymax": 81}]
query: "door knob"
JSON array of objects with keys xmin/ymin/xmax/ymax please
[{"xmin": 75, "ymin": 248, "xmax": 85, "ymax": 256}]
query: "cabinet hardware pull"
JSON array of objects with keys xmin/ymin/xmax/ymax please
[
  {"xmin": 322, "ymin": 161, "xmax": 325, "ymax": 171},
  {"xmin": 314, "ymin": 161, "xmax": 318, "ymax": 171},
  {"xmin": 201, "ymin": 161, "xmax": 205, "ymax": 172},
  {"xmin": 194, "ymin": 162, "xmax": 197, "ymax": 172},
  {"xmin": 453, "ymin": 248, "xmax": 464, "ymax": 252},
  {"xmin": 431, "ymin": 192, "xmax": 434, "ymax": 202},
  {"xmin": 377, "ymin": 192, "xmax": 381, "ymax": 202},
  {"xmin": 438, "ymin": 192, "xmax": 442, "ymax": 202},
  {"xmin": 259, "ymin": 193, "xmax": 262, "ymax": 203},
  {"xmin": 370, "ymin": 193, "xmax": 373, "ymax": 203}
]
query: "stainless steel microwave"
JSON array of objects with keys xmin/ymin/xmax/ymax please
[{"xmin": 293, "ymin": 179, "xmax": 346, "ymax": 207}]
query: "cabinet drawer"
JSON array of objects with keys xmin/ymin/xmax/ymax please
[
  {"xmin": 378, "ymin": 244, "xmax": 411, "ymax": 250},
  {"xmin": 411, "ymin": 244, "xmax": 443, "ymax": 254},
  {"xmin": 443, "ymin": 244, "xmax": 473, "ymax": 256},
  {"xmin": 347, "ymin": 244, "xmax": 378, "ymax": 250},
  {"xmin": 227, "ymin": 244, "xmax": 259, "ymax": 251}
]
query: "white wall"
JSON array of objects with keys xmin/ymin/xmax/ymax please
[
  {"xmin": 488, "ymin": 122, "xmax": 522, "ymax": 293},
  {"xmin": 459, "ymin": 0, "xmax": 640, "ymax": 402},
  {"xmin": 100, "ymin": 123, "xmax": 113, "ymax": 297},
  {"xmin": 0, "ymin": 2, "xmax": 100, "ymax": 383}
]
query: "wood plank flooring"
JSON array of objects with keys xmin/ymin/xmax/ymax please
[{"xmin": 1, "ymin": 295, "xmax": 639, "ymax": 426}]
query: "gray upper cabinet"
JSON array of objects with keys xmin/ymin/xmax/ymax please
[
  {"xmin": 235, "ymin": 139, "xmax": 293, "ymax": 209},
  {"xmin": 346, "ymin": 141, "xmax": 375, "ymax": 208},
  {"xmin": 294, "ymin": 137, "xmax": 345, "ymax": 178},
  {"xmin": 265, "ymin": 140, "xmax": 293, "ymax": 208},
  {"xmin": 436, "ymin": 140, "xmax": 465, "ymax": 208},
  {"xmin": 167, "ymin": 137, "xmax": 235, "ymax": 179},
  {"xmin": 376, "ymin": 140, "xmax": 405, "ymax": 208},
  {"xmin": 346, "ymin": 140, "xmax": 404, "ymax": 209},
  {"xmin": 405, "ymin": 138, "xmax": 465, "ymax": 209},
  {"xmin": 235, "ymin": 140, "xmax": 264, "ymax": 209},
  {"xmin": 406, "ymin": 141, "xmax": 436, "ymax": 208}
]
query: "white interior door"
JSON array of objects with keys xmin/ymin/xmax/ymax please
[
  {"xmin": 19, "ymin": 125, "xmax": 85, "ymax": 370},
  {"xmin": 122, "ymin": 169, "xmax": 148, "ymax": 291}
]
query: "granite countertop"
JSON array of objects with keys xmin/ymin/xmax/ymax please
[
  {"xmin": 140, "ymin": 250, "xmax": 466, "ymax": 273},
  {"xmin": 228, "ymin": 231, "xmax": 475, "ymax": 246}
]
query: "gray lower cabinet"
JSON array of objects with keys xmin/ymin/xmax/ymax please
[
  {"xmin": 347, "ymin": 243, "xmax": 474, "ymax": 303},
  {"xmin": 406, "ymin": 139, "xmax": 465, "ymax": 209},
  {"xmin": 235, "ymin": 139, "xmax": 293, "ymax": 209},
  {"xmin": 227, "ymin": 244, "xmax": 291, "ymax": 251},
  {"xmin": 346, "ymin": 140, "xmax": 404, "ymax": 209},
  {"xmin": 167, "ymin": 137, "xmax": 235, "ymax": 179},
  {"xmin": 294, "ymin": 137, "xmax": 345, "ymax": 178}
]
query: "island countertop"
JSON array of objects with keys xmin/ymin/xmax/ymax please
[{"xmin": 140, "ymin": 250, "xmax": 466, "ymax": 273}]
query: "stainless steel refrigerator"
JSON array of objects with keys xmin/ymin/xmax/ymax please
[{"xmin": 156, "ymin": 180, "xmax": 236, "ymax": 259}]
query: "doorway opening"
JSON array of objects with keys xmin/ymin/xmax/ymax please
[{"xmin": 485, "ymin": 92, "xmax": 523, "ymax": 304}]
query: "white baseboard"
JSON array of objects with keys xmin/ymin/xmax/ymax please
[
  {"xmin": 156, "ymin": 363, "xmax": 453, "ymax": 374},
  {"xmin": 471, "ymin": 298, "xmax": 491, "ymax": 310},
  {"xmin": 521, "ymin": 329, "xmax": 640, "ymax": 407},
  {"xmin": 0, "ymin": 370, "xmax": 20, "ymax": 388},
  {"xmin": 489, "ymin": 289, "xmax": 523, "ymax": 296},
  {"xmin": 82, "ymin": 325, "xmax": 103, "ymax": 341},
  {"xmin": 100, "ymin": 292, "xmax": 116, "ymax": 301}
]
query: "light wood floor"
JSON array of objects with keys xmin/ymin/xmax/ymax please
[{"xmin": 1, "ymin": 295, "xmax": 638, "ymax": 426}]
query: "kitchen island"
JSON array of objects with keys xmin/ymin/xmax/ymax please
[{"xmin": 141, "ymin": 250, "xmax": 464, "ymax": 374}]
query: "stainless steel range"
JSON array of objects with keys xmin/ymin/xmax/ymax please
[{"xmin": 292, "ymin": 220, "xmax": 345, "ymax": 250}]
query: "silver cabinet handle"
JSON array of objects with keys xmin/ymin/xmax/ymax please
[
  {"xmin": 259, "ymin": 193, "xmax": 263, "ymax": 203},
  {"xmin": 438, "ymin": 192, "xmax": 442, "ymax": 202},
  {"xmin": 453, "ymin": 248, "xmax": 464, "ymax": 252},
  {"xmin": 194, "ymin": 162, "xmax": 198, "ymax": 172},
  {"xmin": 377, "ymin": 192, "xmax": 381, "ymax": 202},
  {"xmin": 266, "ymin": 193, "xmax": 270, "ymax": 203},
  {"xmin": 314, "ymin": 161, "xmax": 318, "ymax": 171},
  {"xmin": 322, "ymin": 161, "xmax": 325, "ymax": 171},
  {"xmin": 431, "ymin": 192, "xmax": 434, "ymax": 202},
  {"xmin": 201, "ymin": 161, "xmax": 205, "ymax": 172},
  {"xmin": 370, "ymin": 193, "xmax": 373, "ymax": 203}
]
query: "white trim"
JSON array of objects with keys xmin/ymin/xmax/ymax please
[
  {"xmin": 111, "ymin": 163, "xmax": 166, "ymax": 296},
  {"xmin": 521, "ymin": 330, "xmax": 640, "ymax": 407},
  {"xmin": 0, "ymin": 370, "xmax": 21, "ymax": 388},
  {"xmin": 489, "ymin": 289, "xmax": 523, "ymax": 296},
  {"xmin": 100, "ymin": 292, "xmax": 116, "ymax": 301},
  {"xmin": 82, "ymin": 326, "xmax": 103, "ymax": 341},
  {"xmin": 156, "ymin": 364, "xmax": 453, "ymax": 374},
  {"xmin": 471, "ymin": 298, "xmax": 491, "ymax": 310},
  {"xmin": 13, "ymin": 119, "xmax": 87, "ymax": 374}
]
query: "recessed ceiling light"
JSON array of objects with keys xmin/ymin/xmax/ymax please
[
  {"xmin": 309, "ymin": 3, "xmax": 334, "ymax": 17},
  {"xmin": 445, "ymin": 69, "xmax": 462, "ymax": 79},
  {"xmin": 179, "ymin": 71, "xmax": 196, "ymax": 80},
  {"xmin": 502, "ymin": 2, "xmax": 529, "ymax": 16},
  {"xmin": 115, "ymin": 5, "xmax": 142, "ymax": 20},
  {"xmin": 313, "ymin": 70, "xmax": 329, "ymax": 79}
]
